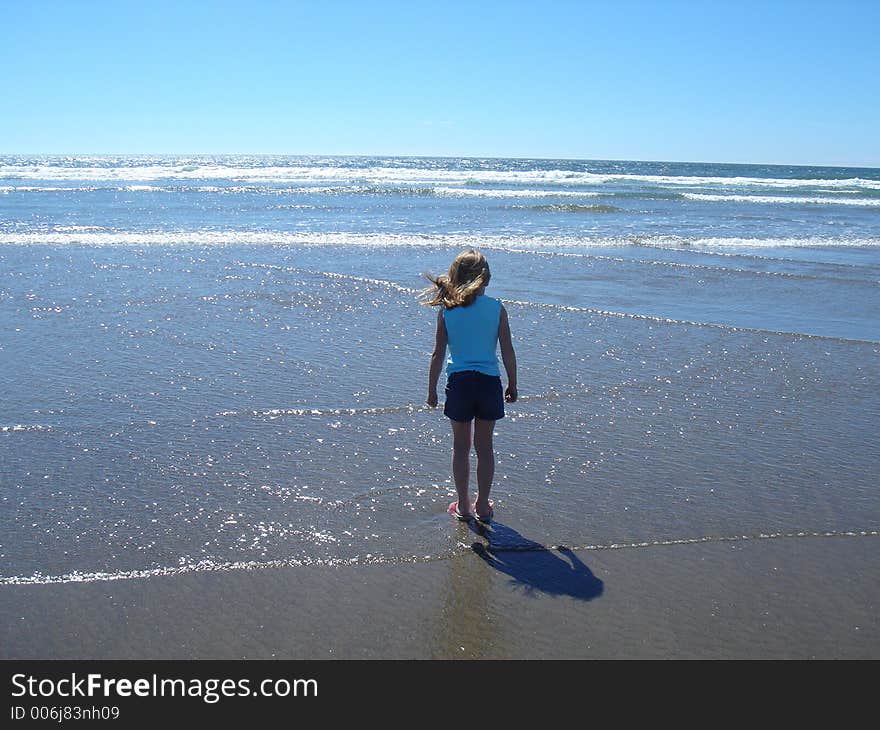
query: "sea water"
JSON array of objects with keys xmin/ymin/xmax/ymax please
[{"xmin": 0, "ymin": 155, "xmax": 878, "ymax": 584}]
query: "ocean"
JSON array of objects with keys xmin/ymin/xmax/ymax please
[{"xmin": 1, "ymin": 155, "xmax": 878, "ymax": 591}]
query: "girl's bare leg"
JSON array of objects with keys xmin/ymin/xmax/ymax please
[
  {"xmin": 450, "ymin": 419, "xmax": 473, "ymax": 514},
  {"xmin": 472, "ymin": 418, "xmax": 495, "ymax": 516}
]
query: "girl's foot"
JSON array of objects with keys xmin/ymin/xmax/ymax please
[
  {"xmin": 473, "ymin": 500, "xmax": 494, "ymax": 522},
  {"xmin": 447, "ymin": 500, "xmax": 474, "ymax": 521}
]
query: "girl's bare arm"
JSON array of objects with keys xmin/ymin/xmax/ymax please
[
  {"xmin": 427, "ymin": 309, "xmax": 447, "ymax": 407},
  {"xmin": 499, "ymin": 306, "xmax": 518, "ymax": 402}
]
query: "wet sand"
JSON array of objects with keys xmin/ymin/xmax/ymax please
[{"xmin": 1, "ymin": 531, "xmax": 876, "ymax": 659}]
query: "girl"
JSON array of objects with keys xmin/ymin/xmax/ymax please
[{"xmin": 422, "ymin": 249, "xmax": 517, "ymax": 523}]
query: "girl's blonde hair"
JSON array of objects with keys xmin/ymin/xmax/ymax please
[{"xmin": 420, "ymin": 249, "xmax": 491, "ymax": 309}]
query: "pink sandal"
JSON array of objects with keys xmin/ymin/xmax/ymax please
[
  {"xmin": 447, "ymin": 501, "xmax": 474, "ymax": 521},
  {"xmin": 473, "ymin": 502, "xmax": 494, "ymax": 523}
]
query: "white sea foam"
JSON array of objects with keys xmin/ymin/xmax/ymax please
[
  {"xmin": 678, "ymin": 236, "xmax": 880, "ymax": 249},
  {"xmin": 3, "ymin": 162, "xmax": 880, "ymax": 190},
  {"xmin": 0, "ymin": 230, "xmax": 878, "ymax": 250},
  {"xmin": 684, "ymin": 193, "xmax": 880, "ymax": 207},
  {"xmin": 0, "ymin": 183, "xmax": 600, "ymax": 198},
  {"xmin": 432, "ymin": 187, "xmax": 601, "ymax": 198},
  {"xmin": 0, "ymin": 185, "xmax": 105, "ymax": 193}
]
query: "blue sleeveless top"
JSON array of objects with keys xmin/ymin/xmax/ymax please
[{"xmin": 442, "ymin": 295, "xmax": 502, "ymax": 377}]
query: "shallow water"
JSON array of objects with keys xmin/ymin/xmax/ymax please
[{"xmin": 0, "ymin": 156, "xmax": 878, "ymax": 586}]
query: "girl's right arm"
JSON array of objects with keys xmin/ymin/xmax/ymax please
[
  {"xmin": 427, "ymin": 309, "xmax": 447, "ymax": 407},
  {"xmin": 499, "ymin": 306, "xmax": 518, "ymax": 402}
]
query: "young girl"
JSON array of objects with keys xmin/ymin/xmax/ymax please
[{"xmin": 422, "ymin": 249, "xmax": 517, "ymax": 523}]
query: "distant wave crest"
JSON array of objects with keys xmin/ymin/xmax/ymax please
[
  {"xmin": 1, "ymin": 230, "xmax": 879, "ymax": 250},
  {"xmin": 684, "ymin": 193, "xmax": 880, "ymax": 207},
  {"xmin": 3, "ymin": 161, "xmax": 880, "ymax": 191}
]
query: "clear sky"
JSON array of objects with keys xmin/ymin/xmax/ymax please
[{"xmin": 1, "ymin": 0, "xmax": 878, "ymax": 166}]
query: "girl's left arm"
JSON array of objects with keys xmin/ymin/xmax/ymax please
[
  {"xmin": 499, "ymin": 306, "xmax": 517, "ymax": 403},
  {"xmin": 427, "ymin": 309, "xmax": 447, "ymax": 407}
]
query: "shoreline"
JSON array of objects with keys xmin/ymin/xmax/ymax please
[{"xmin": 2, "ymin": 533, "xmax": 877, "ymax": 660}]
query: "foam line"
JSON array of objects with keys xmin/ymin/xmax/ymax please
[
  {"xmin": 501, "ymin": 297, "xmax": 880, "ymax": 345},
  {"xmin": 1, "ymin": 530, "xmax": 875, "ymax": 586},
  {"xmin": 3, "ymin": 161, "xmax": 880, "ymax": 190},
  {"xmin": 1, "ymin": 230, "xmax": 878, "ymax": 251},
  {"xmin": 684, "ymin": 193, "xmax": 880, "ymax": 206}
]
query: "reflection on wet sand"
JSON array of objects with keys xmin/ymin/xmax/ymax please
[{"xmin": 435, "ymin": 521, "xmax": 499, "ymax": 658}]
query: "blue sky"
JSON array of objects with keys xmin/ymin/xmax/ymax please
[{"xmin": 1, "ymin": 0, "xmax": 878, "ymax": 165}]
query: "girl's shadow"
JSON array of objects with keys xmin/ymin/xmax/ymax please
[{"xmin": 469, "ymin": 521, "xmax": 604, "ymax": 601}]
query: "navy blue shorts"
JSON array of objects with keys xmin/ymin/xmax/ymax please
[{"xmin": 443, "ymin": 370, "xmax": 505, "ymax": 422}]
